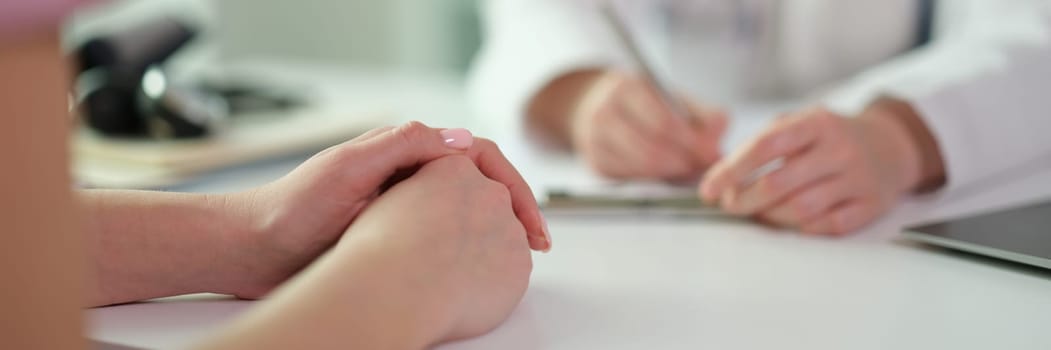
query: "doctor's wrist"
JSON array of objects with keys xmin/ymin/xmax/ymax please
[
  {"xmin": 858, "ymin": 97, "xmax": 946, "ymax": 193},
  {"xmin": 527, "ymin": 69, "xmax": 610, "ymax": 147}
]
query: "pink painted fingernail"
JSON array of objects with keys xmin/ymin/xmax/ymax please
[
  {"xmin": 440, "ymin": 128, "xmax": 473, "ymax": 150},
  {"xmin": 540, "ymin": 213, "xmax": 552, "ymax": 253}
]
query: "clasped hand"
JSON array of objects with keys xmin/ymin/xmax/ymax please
[{"xmin": 207, "ymin": 122, "xmax": 548, "ymax": 343}]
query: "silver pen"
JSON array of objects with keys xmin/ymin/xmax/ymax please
[{"xmin": 598, "ymin": 2, "xmax": 692, "ymax": 119}]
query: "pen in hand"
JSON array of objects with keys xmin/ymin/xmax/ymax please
[
  {"xmin": 555, "ymin": 2, "xmax": 728, "ymax": 179},
  {"xmin": 598, "ymin": 2, "xmax": 694, "ymax": 121}
]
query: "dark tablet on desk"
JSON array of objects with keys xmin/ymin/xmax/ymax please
[{"xmin": 903, "ymin": 201, "xmax": 1051, "ymax": 269}]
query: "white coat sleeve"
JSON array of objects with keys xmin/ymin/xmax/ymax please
[
  {"xmin": 823, "ymin": 1, "xmax": 1051, "ymax": 191},
  {"xmin": 467, "ymin": 0, "xmax": 632, "ymax": 122}
]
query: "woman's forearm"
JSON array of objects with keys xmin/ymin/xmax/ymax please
[
  {"xmin": 197, "ymin": 231, "xmax": 433, "ymax": 350},
  {"xmin": 80, "ymin": 190, "xmax": 263, "ymax": 306}
]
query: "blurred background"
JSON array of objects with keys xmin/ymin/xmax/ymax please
[
  {"xmin": 67, "ymin": 0, "xmax": 492, "ymax": 191},
  {"xmin": 68, "ymin": 0, "xmax": 484, "ymax": 75}
]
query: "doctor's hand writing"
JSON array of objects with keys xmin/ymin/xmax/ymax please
[
  {"xmin": 529, "ymin": 69, "xmax": 728, "ymax": 180},
  {"xmin": 699, "ymin": 98, "xmax": 946, "ymax": 235}
]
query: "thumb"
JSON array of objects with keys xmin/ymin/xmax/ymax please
[{"xmin": 686, "ymin": 104, "xmax": 729, "ymax": 165}]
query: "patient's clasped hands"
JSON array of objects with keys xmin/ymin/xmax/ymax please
[{"xmin": 201, "ymin": 121, "xmax": 549, "ymax": 347}]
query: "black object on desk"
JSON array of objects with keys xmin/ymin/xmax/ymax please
[{"xmin": 73, "ymin": 16, "xmax": 301, "ymax": 140}]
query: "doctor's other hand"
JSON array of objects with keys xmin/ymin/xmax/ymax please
[
  {"xmin": 222, "ymin": 122, "xmax": 548, "ymax": 299},
  {"xmin": 203, "ymin": 155, "xmax": 535, "ymax": 349},
  {"xmin": 529, "ymin": 69, "xmax": 728, "ymax": 180},
  {"xmin": 700, "ymin": 98, "xmax": 945, "ymax": 235}
]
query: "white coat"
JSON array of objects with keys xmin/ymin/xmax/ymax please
[{"xmin": 469, "ymin": 0, "xmax": 1051, "ymax": 191}]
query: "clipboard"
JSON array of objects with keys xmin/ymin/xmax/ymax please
[{"xmin": 541, "ymin": 185, "xmax": 729, "ymax": 218}]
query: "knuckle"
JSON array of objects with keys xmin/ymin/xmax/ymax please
[
  {"xmin": 482, "ymin": 179, "xmax": 513, "ymax": 206},
  {"xmin": 310, "ymin": 143, "xmax": 342, "ymax": 160},
  {"xmin": 361, "ymin": 125, "xmax": 397, "ymax": 140},
  {"xmin": 473, "ymin": 137, "xmax": 503, "ymax": 156},
  {"xmin": 399, "ymin": 120, "xmax": 429, "ymax": 134},
  {"xmin": 473, "ymin": 137, "xmax": 496, "ymax": 149},
  {"xmin": 394, "ymin": 121, "xmax": 430, "ymax": 144},
  {"xmin": 448, "ymin": 155, "xmax": 477, "ymax": 170},
  {"xmin": 327, "ymin": 144, "xmax": 363, "ymax": 165},
  {"xmin": 432, "ymin": 154, "xmax": 476, "ymax": 173}
]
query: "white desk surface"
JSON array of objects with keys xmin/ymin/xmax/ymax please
[{"xmin": 87, "ymin": 62, "xmax": 1051, "ymax": 350}]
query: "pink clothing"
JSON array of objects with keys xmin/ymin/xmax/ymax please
[{"xmin": 0, "ymin": 0, "xmax": 86, "ymax": 41}]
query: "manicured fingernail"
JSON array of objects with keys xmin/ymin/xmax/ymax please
[
  {"xmin": 540, "ymin": 213, "xmax": 552, "ymax": 253},
  {"xmin": 440, "ymin": 128, "xmax": 473, "ymax": 150}
]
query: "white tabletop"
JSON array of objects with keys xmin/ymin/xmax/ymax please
[{"xmin": 87, "ymin": 62, "xmax": 1051, "ymax": 350}]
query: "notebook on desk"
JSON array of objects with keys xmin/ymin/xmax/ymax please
[{"xmin": 75, "ymin": 107, "xmax": 390, "ymax": 189}]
